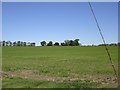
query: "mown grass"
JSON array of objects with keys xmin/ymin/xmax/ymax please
[{"xmin": 2, "ymin": 46, "xmax": 118, "ymax": 88}]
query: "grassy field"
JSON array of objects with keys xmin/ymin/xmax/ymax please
[{"xmin": 2, "ymin": 46, "xmax": 118, "ymax": 88}]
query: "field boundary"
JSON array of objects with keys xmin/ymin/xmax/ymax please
[{"xmin": 2, "ymin": 70, "xmax": 117, "ymax": 84}]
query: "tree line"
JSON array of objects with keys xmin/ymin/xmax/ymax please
[
  {"xmin": 98, "ymin": 43, "xmax": 118, "ymax": 46},
  {"xmin": 40, "ymin": 39, "xmax": 80, "ymax": 46},
  {"xmin": 0, "ymin": 41, "xmax": 35, "ymax": 46},
  {"xmin": 0, "ymin": 40, "xmax": 119, "ymax": 47}
]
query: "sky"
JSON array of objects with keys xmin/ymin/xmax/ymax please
[{"xmin": 2, "ymin": 2, "xmax": 118, "ymax": 46}]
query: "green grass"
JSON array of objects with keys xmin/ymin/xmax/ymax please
[{"xmin": 2, "ymin": 46, "xmax": 118, "ymax": 88}]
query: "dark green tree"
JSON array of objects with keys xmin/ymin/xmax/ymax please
[
  {"xmin": 17, "ymin": 41, "xmax": 21, "ymax": 46},
  {"xmin": 9, "ymin": 41, "xmax": 12, "ymax": 46},
  {"xmin": 6, "ymin": 41, "xmax": 9, "ymax": 46},
  {"xmin": 64, "ymin": 40, "xmax": 70, "ymax": 46},
  {"xmin": 2, "ymin": 41, "xmax": 6, "ymax": 46},
  {"xmin": 61, "ymin": 42, "xmax": 65, "ymax": 46},
  {"xmin": 31, "ymin": 42, "xmax": 36, "ymax": 46},
  {"xmin": 47, "ymin": 41, "xmax": 53, "ymax": 46},
  {"xmin": 21, "ymin": 41, "xmax": 24, "ymax": 46},
  {"xmin": 13, "ymin": 41, "xmax": 17, "ymax": 46},
  {"xmin": 69, "ymin": 40, "xmax": 75, "ymax": 46},
  {"xmin": 74, "ymin": 39, "xmax": 80, "ymax": 46},
  {"xmin": 40, "ymin": 41, "xmax": 46, "ymax": 46},
  {"xmin": 23, "ymin": 42, "xmax": 26, "ymax": 46},
  {"xmin": 54, "ymin": 42, "xmax": 59, "ymax": 46}
]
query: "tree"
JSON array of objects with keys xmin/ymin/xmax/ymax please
[
  {"xmin": 61, "ymin": 42, "xmax": 65, "ymax": 46},
  {"xmin": 6, "ymin": 41, "xmax": 12, "ymax": 46},
  {"xmin": 17, "ymin": 41, "xmax": 21, "ymax": 46},
  {"xmin": 31, "ymin": 42, "xmax": 36, "ymax": 46},
  {"xmin": 21, "ymin": 41, "xmax": 24, "ymax": 46},
  {"xmin": 109, "ymin": 43, "xmax": 117, "ymax": 46},
  {"xmin": 2, "ymin": 41, "xmax": 6, "ymax": 46},
  {"xmin": 118, "ymin": 42, "xmax": 120, "ymax": 46},
  {"xmin": 64, "ymin": 40, "xmax": 70, "ymax": 46},
  {"xmin": 40, "ymin": 41, "xmax": 46, "ymax": 46},
  {"xmin": 98, "ymin": 44, "xmax": 109, "ymax": 46},
  {"xmin": 6, "ymin": 41, "xmax": 9, "ymax": 46},
  {"xmin": 23, "ymin": 42, "xmax": 26, "ymax": 46},
  {"xmin": 54, "ymin": 42, "xmax": 59, "ymax": 46},
  {"xmin": 9, "ymin": 41, "xmax": 12, "ymax": 46},
  {"xmin": 74, "ymin": 39, "xmax": 80, "ymax": 46},
  {"xmin": 47, "ymin": 41, "xmax": 53, "ymax": 46},
  {"xmin": 13, "ymin": 42, "xmax": 17, "ymax": 46},
  {"xmin": 69, "ymin": 40, "xmax": 75, "ymax": 46}
]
